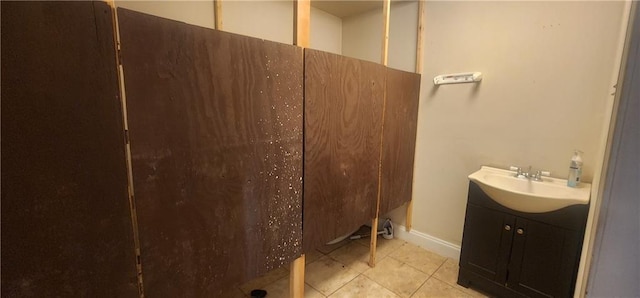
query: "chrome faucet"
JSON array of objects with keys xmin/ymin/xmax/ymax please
[
  {"xmin": 531, "ymin": 170, "xmax": 551, "ymax": 181},
  {"xmin": 510, "ymin": 166, "xmax": 551, "ymax": 181},
  {"xmin": 509, "ymin": 166, "xmax": 528, "ymax": 178}
]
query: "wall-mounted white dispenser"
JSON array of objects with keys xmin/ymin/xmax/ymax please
[{"xmin": 433, "ymin": 72, "xmax": 483, "ymax": 85}]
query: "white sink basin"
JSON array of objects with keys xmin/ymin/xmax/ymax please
[{"xmin": 468, "ymin": 166, "xmax": 591, "ymax": 213}]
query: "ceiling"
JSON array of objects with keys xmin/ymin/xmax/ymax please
[{"xmin": 311, "ymin": 1, "xmax": 384, "ymax": 19}]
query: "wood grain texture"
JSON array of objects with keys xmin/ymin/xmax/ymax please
[
  {"xmin": 379, "ymin": 68, "xmax": 421, "ymax": 216},
  {"xmin": 303, "ymin": 49, "xmax": 385, "ymax": 252},
  {"xmin": 0, "ymin": 2, "xmax": 138, "ymax": 297},
  {"xmin": 117, "ymin": 9, "xmax": 303, "ymax": 296}
]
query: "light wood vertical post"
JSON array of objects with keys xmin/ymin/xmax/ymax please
[
  {"xmin": 214, "ymin": 0, "xmax": 223, "ymax": 30},
  {"xmin": 289, "ymin": 254, "xmax": 305, "ymax": 298},
  {"xmin": 370, "ymin": 0, "xmax": 391, "ymax": 268},
  {"xmin": 415, "ymin": 0, "xmax": 424, "ymax": 75},
  {"xmin": 291, "ymin": 1, "xmax": 309, "ymax": 297},
  {"xmin": 406, "ymin": 0, "xmax": 425, "ymax": 233},
  {"xmin": 293, "ymin": 0, "xmax": 310, "ymax": 47},
  {"xmin": 406, "ymin": 201, "xmax": 414, "ymax": 232},
  {"xmin": 380, "ymin": 0, "xmax": 391, "ymax": 66}
]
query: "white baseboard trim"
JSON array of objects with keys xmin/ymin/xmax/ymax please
[{"xmin": 393, "ymin": 223, "xmax": 461, "ymax": 261}]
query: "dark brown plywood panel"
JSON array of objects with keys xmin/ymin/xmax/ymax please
[
  {"xmin": 379, "ymin": 68, "xmax": 421, "ymax": 215},
  {"xmin": 117, "ymin": 9, "xmax": 303, "ymax": 296},
  {"xmin": 1, "ymin": 2, "xmax": 138, "ymax": 297},
  {"xmin": 304, "ymin": 49, "xmax": 385, "ymax": 252}
]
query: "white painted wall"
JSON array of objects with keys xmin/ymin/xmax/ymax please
[
  {"xmin": 342, "ymin": 7, "xmax": 382, "ymax": 65},
  {"xmin": 342, "ymin": 2, "xmax": 418, "ymax": 72},
  {"xmin": 388, "ymin": 2, "xmax": 418, "ymax": 72},
  {"xmin": 115, "ymin": 1, "xmax": 341, "ymax": 54},
  {"xmin": 345, "ymin": 2, "xmax": 627, "ymax": 247},
  {"xmin": 311, "ymin": 7, "xmax": 342, "ymax": 54},
  {"xmin": 116, "ymin": 1, "xmax": 216, "ymax": 29},
  {"xmin": 416, "ymin": 0, "xmax": 626, "ymax": 245},
  {"xmin": 222, "ymin": 1, "xmax": 293, "ymax": 44}
]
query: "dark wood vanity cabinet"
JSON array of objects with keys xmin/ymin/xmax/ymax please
[
  {"xmin": 459, "ymin": 204, "xmax": 514, "ymax": 284},
  {"xmin": 458, "ymin": 182, "xmax": 589, "ymax": 298}
]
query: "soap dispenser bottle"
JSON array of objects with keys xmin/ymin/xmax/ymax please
[{"xmin": 567, "ymin": 150, "xmax": 583, "ymax": 187}]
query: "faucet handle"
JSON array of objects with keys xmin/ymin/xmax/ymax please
[
  {"xmin": 533, "ymin": 170, "xmax": 551, "ymax": 181},
  {"xmin": 509, "ymin": 166, "xmax": 526, "ymax": 178}
]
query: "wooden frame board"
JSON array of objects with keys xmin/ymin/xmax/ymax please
[
  {"xmin": 214, "ymin": 0, "xmax": 223, "ymax": 30},
  {"xmin": 406, "ymin": 0, "xmax": 425, "ymax": 232},
  {"xmin": 294, "ymin": 0, "xmax": 310, "ymax": 47},
  {"xmin": 370, "ymin": 0, "xmax": 392, "ymax": 267},
  {"xmin": 303, "ymin": 49, "xmax": 385, "ymax": 252},
  {"xmin": 291, "ymin": 1, "xmax": 310, "ymax": 296},
  {"xmin": 1, "ymin": 2, "xmax": 138, "ymax": 296},
  {"xmin": 117, "ymin": 8, "xmax": 304, "ymax": 296}
]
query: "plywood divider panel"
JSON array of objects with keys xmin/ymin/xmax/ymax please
[
  {"xmin": 303, "ymin": 49, "xmax": 385, "ymax": 252},
  {"xmin": 1, "ymin": 2, "xmax": 138, "ymax": 296},
  {"xmin": 379, "ymin": 68, "xmax": 421, "ymax": 216},
  {"xmin": 117, "ymin": 9, "xmax": 303, "ymax": 296}
]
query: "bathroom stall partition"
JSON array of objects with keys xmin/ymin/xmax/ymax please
[
  {"xmin": 2, "ymin": 3, "xmax": 421, "ymax": 296},
  {"xmin": 1, "ymin": 2, "xmax": 139, "ymax": 297},
  {"xmin": 117, "ymin": 9, "xmax": 304, "ymax": 297},
  {"xmin": 379, "ymin": 68, "xmax": 421, "ymax": 216},
  {"xmin": 303, "ymin": 49, "xmax": 421, "ymax": 251},
  {"xmin": 303, "ymin": 49, "xmax": 385, "ymax": 251}
]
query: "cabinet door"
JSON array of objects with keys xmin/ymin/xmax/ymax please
[
  {"xmin": 507, "ymin": 218, "xmax": 581, "ymax": 298},
  {"xmin": 460, "ymin": 204, "xmax": 515, "ymax": 283}
]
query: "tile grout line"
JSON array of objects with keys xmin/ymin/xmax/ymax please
[
  {"xmin": 405, "ymin": 257, "xmax": 436, "ymax": 298},
  {"xmin": 390, "ymin": 249, "xmax": 449, "ymax": 298},
  {"xmin": 326, "ymin": 275, "xmax": 357, "ymax": 297},
  {"xmin": 430, "ymin": 258, "xmax": 486, "ymax": 297},
  {"xmin": 302, "ymin": 255, "xmax": 325, "ymax": 297},
  {"xmin": 324, "ymin": 241, "xmax": 403, "ymax": 297},
  {"xmin": 424, "ymin": 259, "xmax": 481, "ymax": 298},
  {"xmin": 407, "ymin": 259, "xmax": 448, "ymax": 297},
  {"xmin": 322, "ymin": 266, "xmax": 360, "ymax": 298},
  {"xmin": 367, "ymin": 253, "xmax": 425, "ymax": 298},
  {"xmin": 363, "ymin": 268, "xmax": 406, "ymax": 298},
  {"xmin": 408, "ymin": 277, "xmax": 429, "ymax": 298},
  {"xmin": 361, "ymin": 274, "xmax": 402, "ymax": 298},
  {"xmin": 242, "ymin": 239, "xmax": 457, "ymax": 298},
  {"xmin": 432, "ymin": 275, "xmax": 478, "ymax": 297},
  {"xmin": 306, "ymin": 254, "xmax": 359, "ymax": 297},
  {"xmin": 354, "ymin": 241, "xmax": 451, "ymax": 297},
  {"xmin": 304, "ymin": 281, "xmax": 325, "ymax": 298},
  {"xmin": 386, "ymin": 247, "xmax": 448, "ymax": 277}
]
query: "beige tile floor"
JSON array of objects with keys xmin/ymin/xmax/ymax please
[{"xmin": 235, "ymin": 237, "xmax": 489, "ymax": 298}]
